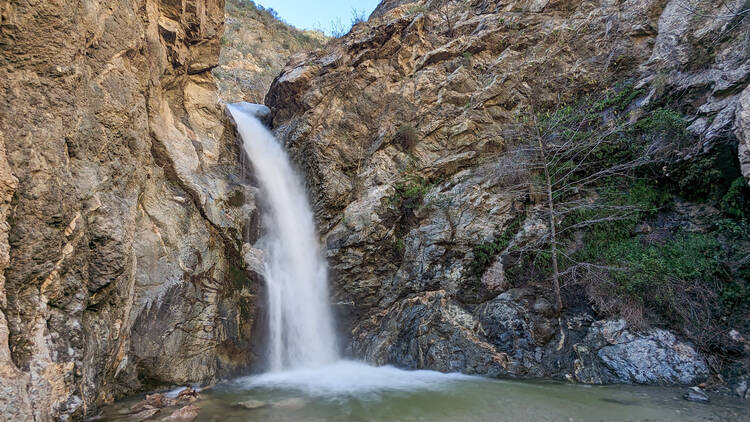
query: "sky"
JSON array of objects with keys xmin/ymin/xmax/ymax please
[{"xmin": 255, "ymin": 0, "xmax": 381, "ymax": 35}]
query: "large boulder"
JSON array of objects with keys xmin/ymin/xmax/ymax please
[{"xmin": 574, "ymin": 320, "xmax": 709, "ymax": 385}]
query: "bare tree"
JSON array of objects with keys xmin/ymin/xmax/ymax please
[
  {"xmin": 433, "ymin": 0, "xmax": 466, "ymax": 37},
  {"xmin": 488, "ymin": 91, "xmax": 666, "ymax": 313}
]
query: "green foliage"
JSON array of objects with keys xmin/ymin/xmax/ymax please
[
  {"xmin": 463, "ymin": 51, "xmax": 473, "ymax": 60},
  {"xmin": 635, "ymin": 108, "xmax": 688, "ymax": 143},
  {"xmin": 592, "ymin": 83, "xmax": 645, "ymax": 113},
  {"xmin": 388, "ymin": 175, "xmax": 432, "ymax": 209},
  {"xmin": 396, "ymin": 237, "xmax": 405, "ymax": 252},
  {"xmin": 470, "ymin": 215, "xmax": 523, "ymax": 277},
  {"xmin": 669, "ymin": 152, "xmax": 729, "ymax": 201},
  {"xmin": 720, "ymin": 177, "xmax": 750, "ymax": 219},
  {"xmin": 587, "ymin": 233, "xmax": 724, "ymax": 315}
]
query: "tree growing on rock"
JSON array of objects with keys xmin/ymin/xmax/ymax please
[
  {"xmin": 489, "ymin": 86, "xmax": 672, "ymax": 313},
  {"xmin": 431, "ymin": 0, "xmax": 468, "ymax": 38}
]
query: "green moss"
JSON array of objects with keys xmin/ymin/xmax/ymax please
[
  {"xmin": 229, "ymin": 264, "xmax": 248, "ymax": 290},
  {"xmin": 470, "ymin": 215, "xmax": 523, "ymax": 277}
]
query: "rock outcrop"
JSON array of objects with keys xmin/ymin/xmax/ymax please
[
  {"xmin": 0, "ymin": 0, "xmax": 260, "ymax": 419},
  {"xmin": 214, "ymin": 0, "xmax": 327, "ymax": 103},
  {"xmin": 267, "ymin": 0, "xmax": 748, "ymax": 386}
]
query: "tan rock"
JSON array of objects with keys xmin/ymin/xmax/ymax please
[
  {"xmin": 0, "ymin": 0, "xmax": 259, "ymax": 420},
  {"xmin": 165, "ymin": 404, "xmax": 200, "ymax": 420}
]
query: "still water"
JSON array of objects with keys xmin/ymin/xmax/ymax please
[{"xmin": 98, "ymin": 361, "xmax": 748, "ymax": 422}]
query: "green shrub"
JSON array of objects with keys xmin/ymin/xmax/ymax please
[
  {"xmin": 388, "ymin": 174, "xmax": 432, "ymax": 209},
  {"xmin": 406, "ymin": 5, "xmax": 427, "ymax": 15},
  {"xmin": 469, "ymin": 215, "xmax": 523, "ymax": 277},
  {"xmin": 720, "ymin": 177, "xmax": 750, "ymax": 219},
  {"xmin": 592, "ymin": 83, "xmax": 645, "ymax": 113}
]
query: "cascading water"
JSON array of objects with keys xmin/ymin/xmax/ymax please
[
  {"xmin": 227, "ymin": 103, "xmax": 471, "ymax": 395},
  {"xmin": 228, "ymin": 103, "xmax": 338, "ymax": 371}
]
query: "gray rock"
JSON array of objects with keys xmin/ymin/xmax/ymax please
[
  {"xmin": 683, "ymin": 386, "xmax": 710, "ymax": 403},
  {"xmin": 228, "ymin": 102, "xmax": 273, "ymax": 127},
  {"xmin": 576, "ymin": 320, "xmax": 709, "ymax": 385}
]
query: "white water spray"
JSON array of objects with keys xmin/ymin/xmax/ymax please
[
  {"xmin": 228, "ymin": 104, "xmax": 473, "ymax": 395},
  {"xmin": 228, "ymin": 103, "xmax": 338, "ymax": 371}
]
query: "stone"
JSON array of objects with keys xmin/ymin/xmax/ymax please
[
  {"xmin": 131, "ymin": 407, "xmax": 160, "ymax": 421},
  {"xmin": 0, "ymin": 0, "xmax": 260, "ymax": 419},
  {"xmin": 683, "ymin": 386, "xmax": 710, "ymax": 403},
  {"xmin": 575, "ymin": 320, "xmax": 709, "ymax": 385},
  {"xmin": 165, "ymin": 405, "xmax": 200, "ymax": 420},
  {"xmin": 131, "ymin": 394, "xmax": 175, "ymax": 412},
  {"xmin": 736, "ymin": 85, "xmax": 750, "ymax": 183},
  {"xmin": 229, "ymin": 103, "xmax": 273, "ymax": 127},
  {"xmin": 236, "ymin": 400, "xmax": 268, "ymax": 410}
]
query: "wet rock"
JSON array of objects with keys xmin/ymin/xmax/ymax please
[
  {"xmin": 683, "ymin": 386, "xmax": 710, "ymax": 403},
  {"xmin": 575, "ymin": 320, "xmax": 709, "ymax": 385},
  {"xmin": 131, "ymin": 407, "xmax": 160, "ymax": 421},
  {"xmin": 165, "ymin": 405, "xmax": 200, "ymax": 420},
  {"xmin": 731, "ymin": 375, "xmax": 749, "ymax": 399},
  {"xmin": 354, "ymin": 291, "xmax": 510, "ymax": 376},
  {"xmin": 131, "ymin": 394, "xmax": 175, "ymax": 412},
  {"xmin": 176, "ymin": 387, "xmax": 200, "ymax": 403},
  {"xmin": 236, "ymin": 399, "xmax": 268, "ymax": 410},
  {"xmin": 228, "ymin": 102, "xmax": 273, "ymax": 127}
]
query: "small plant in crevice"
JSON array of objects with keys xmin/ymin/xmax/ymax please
[
  {"xmin": 387, "ymin": 174, "xmax": 433, "ymax": 210},
  {"xmin": 469, "ymin": 215, "xmax": 523, "ymax": 278}
]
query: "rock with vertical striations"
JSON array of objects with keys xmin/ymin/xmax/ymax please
[{"xmin": 0, "ymin": 0, "xmax": 261, "ymax": 419}]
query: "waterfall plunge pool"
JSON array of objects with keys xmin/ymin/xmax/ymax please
[{"xmin": 98, "ymin": 361, "xmax": 748, "ymax": 421}]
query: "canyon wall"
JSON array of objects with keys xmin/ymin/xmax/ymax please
[
  {"xmin": 267, "ymin": 0, "xmax": 749, "ymax": 391},
  {"xmin": 0, "ymin": 0, "xmax": 260, "ymax": 420}
]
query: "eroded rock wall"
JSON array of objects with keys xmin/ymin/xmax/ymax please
[
  {"xmin": 267, "ymin": 0, "xmax": 748, "ymax": 385},
  {"xmin": 0, "ymin": 0, "xmax": 259, "ymax": 420}
]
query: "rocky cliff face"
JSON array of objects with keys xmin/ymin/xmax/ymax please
[
  {"xmin": 213, "ymin": 0, "xmax": 327, "ymax": 103},
  {"xmin": 0, "ymin": 0, "xmax": 260, "ymax": 420},
  {"xmin": 267, "ymin": 0, "xmax": 749, "ymax": 389}
]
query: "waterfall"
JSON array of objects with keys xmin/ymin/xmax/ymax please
[{"xmin": 228, "ymin": 103, "xmax": 338, "ymax": 371}]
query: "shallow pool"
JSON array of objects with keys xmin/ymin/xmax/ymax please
[{"xmin": 98, "ymin": 361, "xmax": 749, "ymax": 422}]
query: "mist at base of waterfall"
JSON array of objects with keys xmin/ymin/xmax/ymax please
[{"xmin": 232, "ymin": 361, "xmax": 474, "ymax": 397}]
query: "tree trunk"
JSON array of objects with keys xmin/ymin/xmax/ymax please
[{"xmin": 538, "ymin": 137, "xmax": 563, "ymax": 313}]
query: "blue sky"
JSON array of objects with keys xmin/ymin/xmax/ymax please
[{"xmin": 255, "ymin": 0, "xmax": 381, "ymax": 35}]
